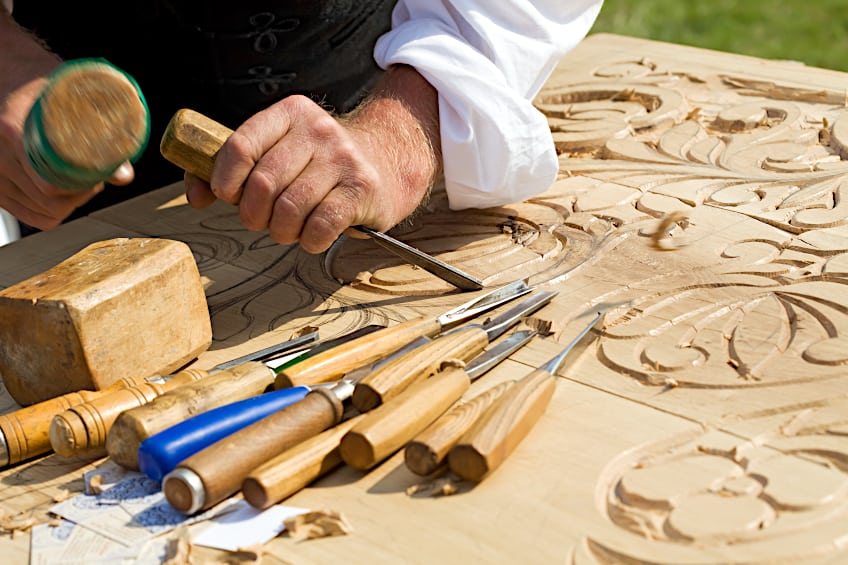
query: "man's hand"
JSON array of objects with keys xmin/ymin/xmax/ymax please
[{"xmin": 185, "ymin": 64, "xmax": 442, "ymax": 254}]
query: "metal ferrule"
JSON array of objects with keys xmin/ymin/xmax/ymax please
[
  {"xmin": 0, "ymin": 432, "xmax": 8, "ymax": 468},
  {"xmin": 163, "ymin": 467, "xmax": 205, "ymax": 515}
]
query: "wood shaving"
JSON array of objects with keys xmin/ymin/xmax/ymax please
[
  {"xmin": 650, "ymin": 211, "xmax": 690, "ymax": 251},
  {"xmin": 284, "ymin": 510, "xmax": 352, "ymax": 541},
  {"xmin": 439, "ymin": 358, "xmax": 466, "ymax": 371},
  {"xmin": 87, "ymin": 474, "xmax": 105, "ymax": 495},
  {"xmin": 406, "ymin": 476, "xmax": 460, "ymax": 498},
  {"xmin": 0, "ymin": 512, "xmax": 36, "ymax": 534},
  {"xmin": 294, "ymin": 326, "xmax": 319, "ymax": 338},
  {"xmin": 524, "ymin": 316, "xmax": 556, "ymax": 337},
  {"xmin": 161, "ymin": 525, "xmax": 192, "ymax": 565},
  {"xmin": 52, "ymin": 488, "xmax": 73, "ymax": 502}
]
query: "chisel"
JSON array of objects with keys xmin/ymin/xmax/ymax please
[
  {"xmin": 448, "ymin": 312, "xmax": 604, "ymax": 482},
  {"xmin": 350, "ymin": 289, "xmax": 558, "ymax": 413},
  {"xmin": 159, "ymin": 108, "xmax": 482, "ymax": 291},
  {"xmin": 109, "ymin": 282, "xmax": 529, "ymax": 471},
  {"xmin": 337, "ymin": 326, "xmax": 540, "ymax": 471},
  {"xmin": 163, "ymin": 378, "xmax": 356, "ymax": 514},
  {"xmin": 242, "ymin": 333, "xmax": 538, "ymax": 509},
  {"xmin": 165, "ymin": 327, "xmax": 534, "ymax": 514},
  {"xmin": 136, "ymin": 335, "xmax": 429, "ymax": 482},
  {"xmin": 272, "ymin": 279, "xmax": 532, "ymax": 389},
  {"xmin": 101, "ymin": 326, "xmax": 381, "ymax": 470},
  {"xmin": 47, "ymin": 329, "xmax": 322, "ymax": 461}
]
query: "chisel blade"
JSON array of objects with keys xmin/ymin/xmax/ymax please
[{"xmin": 352, "ymin": 225, "xmax": 483, "ymax": 291}]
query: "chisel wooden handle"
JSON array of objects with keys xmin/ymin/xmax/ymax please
[
  {"xmin": 242, "ymin": 414, "xmax": 364, "ymax": 510},
  {"xmin": 351, "ymin": 326, "xmax": 489, "ymax": 413},
  {"xmin": 274, "ymin": 316, "xmax": 442, "ymax": 389},
  {"xmin": 49, "ymin": 368, "xmax": 208, "ymax": 459},
  {"xmin": 448, "ymin": 368, "xmax": 555, "ymax": 482},
  {"xmin": 137, "ymin": 385, "xmax": 312, "ymax": 481},
  {"xmin": 105, "ymin": 361, "xmax": 275, "ymax": 470},
  {"xmin": 164, "ymin": 387, "xmax": 345, "ymax": 514},
  {"xmin": 339, "ymin": 366, "xmax": 471, "ymax": 471},
  {"xmin": 0, "ymin": 374, "xmax": 157, "ymax": 466},
  {"xmin": 404, "ymin": 380, "xmax": 514, "ymax": 477},
  {"xmin": 160, "ymin": 108, "xmax": 231, "ymax": 183}
]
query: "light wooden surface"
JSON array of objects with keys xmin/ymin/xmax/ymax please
[{"xmin": 2, "ymin": 33, "xmax": 848, "ymax": 563}]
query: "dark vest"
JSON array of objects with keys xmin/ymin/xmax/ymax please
[{"xmin": 14, "ymin": 0, "xmax": 396, "ymax": 216}]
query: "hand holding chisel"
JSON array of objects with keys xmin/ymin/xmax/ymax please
[
  {"xmin": 160, "ymin": 108, "xmax": 482, "ymax": 291},
  {"xmin": 448, "ymin": 312, "xmax": 604, "ymax": 482}
]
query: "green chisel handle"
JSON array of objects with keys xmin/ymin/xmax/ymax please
[
  {"xmin": 339, "ymin": 366, "xmax": 471, "ymax": 471},
  {"xmin": 350, "ymin": 325, "xmax": 489, "ymax": 413},
  {"xmin": 404, "ymin": 380, "xmax": 515, "ymax": 477},
  {"xmin": 448, "ymin": 368, "xmax": 555, "ymax": 482},
  {"xmin": 274, "ymin": 316, "xmax": 442, "ymax": 389}
]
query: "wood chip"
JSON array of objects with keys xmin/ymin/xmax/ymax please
[
  {"xmin": 87, "ymin": 474, "xmax": 105, "ymax": 495},
  {"xmin": 284, "ymin": 510, "xmax": 353, "ymax": 541},
  {"xmin": 406, "ymin": 476, "xmax": 461, "ymax": 497},
  {"xmin": 161, "ymin": 525, "xmax": 192, "ymax": 565}
]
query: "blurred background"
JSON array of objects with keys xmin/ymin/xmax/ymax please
[{"xmin": 589, "ymin": 1, "xmax": 848, "ymax": 72}]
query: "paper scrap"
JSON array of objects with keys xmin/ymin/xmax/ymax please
[
  {"xmin": 49, "ymin": 470, "xmax": 238, "ymax": 547},
  {"xmin": 29, "ymin": 518, "xmax": 170, "ymax": 565},
  {"xmin": 192, "ymin": 500, "xmax": 309, "ymax": 552}
]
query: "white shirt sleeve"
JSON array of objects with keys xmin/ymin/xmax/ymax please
[{"xmin": 374, "ymin": 1, "xmax": 603, "ymax": 210}]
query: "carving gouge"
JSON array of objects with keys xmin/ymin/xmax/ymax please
[
  {"xmin": 273, "ymin": 279, "xmax": 532, "ymax": 389},
  {"xmin": 163, "ymin": 378, "xmax": 357, "ymax": 515},
  {"xmin": 448, "ymin": 312, "xmax": 605, "ymax": 482},
  {"xmin": 159, "ymin": 108, "xmax": 482, "ymax": 291},
  {"xmin": 101, "ymin": 326, "xmax": 380, "ymax": 470},
  {"xmin": 242, "ymin": 331, "xmax": 537, "ymax": 510},
  {"xmin": 339, "ymin": 327, "xmax": 539, "ymax": 471},
  {"xmin": 0, "ymin": 330, "xmax": 319, "ymax": 467},
  {"xmin": 136, "ymin": 334, "xmax": 429, "ymax": 482},
  {"xmin": 350, "ymin": 289, "xmax": 558, "ymax": 413}
]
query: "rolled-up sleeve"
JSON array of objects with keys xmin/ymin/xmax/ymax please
[{"xmin": 374, "ymin": 1, "xmax": 603, "ymax": 209}]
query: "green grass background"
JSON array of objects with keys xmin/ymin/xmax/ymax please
[{"xmin": 589, "ymin": 1, "xmax": 848, "ymax": 72}]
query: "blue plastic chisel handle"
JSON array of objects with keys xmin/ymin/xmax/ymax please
[{"xmin": 137, "ymin": 385, "xmax": 311, "ymax": 481}]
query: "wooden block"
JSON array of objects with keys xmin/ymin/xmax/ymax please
[{"xmin": 0, "ymin": 238, "xmax": 211, "ymax": 405}]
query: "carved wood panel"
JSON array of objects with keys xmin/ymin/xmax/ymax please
[{"xmin": 0, "ymin": 33, "xmax": 846, "ymax": 563}]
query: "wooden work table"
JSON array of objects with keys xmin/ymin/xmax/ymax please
[{"xmin": 2, "ymin": 33, "xmax": 848, "ymax": 563}]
